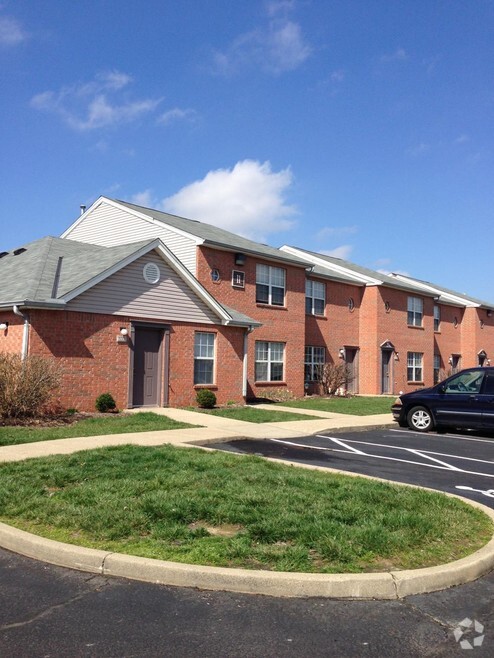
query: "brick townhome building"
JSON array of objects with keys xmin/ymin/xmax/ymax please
[{"xmin": 0, "ymin": 196, "xmax": 493, "ymax": 411}]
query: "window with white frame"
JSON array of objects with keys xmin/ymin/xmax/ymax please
[
  {"xmin": 194, "ymin": 332, "xmax": 215, "ymax": 385},
  {"xmin": 305, "ymin": 280, "xmax": 326, "ymax": 316},
  {"xmin": 407, "ymin": 296, "xmax": 423, "ymax": 327},
  {"xmin": 407, "ymin": 352, "xmax": 423, "ymax": 382},
  {"xmin": 255, "ymin": 341, "xmax": 284, "ymax": 381},
  {"xmin": 433, "ymin": 354, "xmax": 441, "ymax": 384},
  {"xmin": 231, "ymin": 270, "xmax": 245, "ymax": 288},
  {"xmin": 305, "ymin": 346, "xmax": 325, "ymax": 381},
  {"xmin": 256, "ymin": 264, "xmax": 285, "ymax": 306},
  {"xmin": 434, "ymin": 305, "xmax": 441, "ymax": 332}
]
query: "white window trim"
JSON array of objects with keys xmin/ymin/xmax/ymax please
[
  {"xmin": 407, "ymin": 296, "xmax": 423, "ymax": 327},
  {"xmin": 255, "ymin": 341, "xmax": 285, "ymax": 382},
  {"xmin": 256, "ymin": 264, "xmax": 286, "ymax": 306},
  {"xmin": 407, "ymin": 351, "xmax": 423, "ymax": 382},
  {"xmin": 306, "ymin": 280, "xmax": 326, "ymax": 316},
  {"xmin": 305, "ymin": 346, "xmax": 325, "ymax": 381},
  {"xmin": 194, "ymin": 332, "xmax": 216, "ymax": 385}
]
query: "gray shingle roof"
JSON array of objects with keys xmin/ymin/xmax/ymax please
[
  {"xmin": 0, "ymin": 236, "xmax": 154, "ymax": 305},
  {"xmin": 287, "ymin": 246, "xmax": 428, "ymax": 294},
  {"xmin": 392, "ymin": 274, "xmax": 494, "ymax": 309},
  {"xmin": 115, "ymin": 199, "xmax": 310, "ymax": 267},
  {"xmin": 0, "ymin": 236, "xmax": 261, "ymax": 327}
]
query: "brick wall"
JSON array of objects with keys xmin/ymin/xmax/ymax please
[
  {"xmin": 0, "ymin": 312, "xmax": 24, "ymax": 354},
  {"xmin": 23, "ymin": 310, "xmax": 246, "ymax": 412},
  {"xmin": 196, "ymin": 246, "xmax": 307, "ymax": 398}
]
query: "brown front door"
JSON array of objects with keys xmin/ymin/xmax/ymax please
[
  {"xmin": 345, "ymin": 348, "xmax": 358, "ymax": 394},
  {"xmin": 133, "ymin": 327, "xmax": 163, "ymax": 406},
  {"xmin": 381, "ymin": 350, "xmax": 392, "ymax": 394}
]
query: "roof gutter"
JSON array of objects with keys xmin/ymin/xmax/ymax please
[{"xmin": 13, "ymin": 305, "xmax": 30, "ymax": 360}]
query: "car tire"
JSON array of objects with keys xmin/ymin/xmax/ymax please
[{"xmin": 407, "ymin": 406, "xmax": 434, "ymax": 432}]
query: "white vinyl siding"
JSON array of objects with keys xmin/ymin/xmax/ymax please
[
  {"xmin": 65, "ymin": 201, "xmax": 198, "ymax": 274},
  {"xmin": 255, "ymin": 341, "xmax": 284, "ymax": 382},
  {"xmin": 67, "ymin": 251, "xmax": 217, "ymax": 323}
]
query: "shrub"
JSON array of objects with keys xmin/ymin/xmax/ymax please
[
  {"xmin": 196, "ymin": 389, "xmax": 216, "ymax": 409},
  {"xmin": 316, "ymin": 362, "xmax": 352, "ymax": 396},
  {"xmin": 95, "ymin": 392, "xmax": 117, "ymax": 413},
  {"xmin": 0, "ymin": 354, "xmax": 60, "ymax": 419}
]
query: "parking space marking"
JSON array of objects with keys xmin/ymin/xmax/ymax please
[
  {"xmin": 270, "ymin": 436, "xmax": 494, "ymax": 479},
  {"xmin": 390, "ymin": 428, "xmax": 494, "ymax": 446},
  {"xmin": 456, "ymin": 486, "xmax": 494, "ymax": 499}
]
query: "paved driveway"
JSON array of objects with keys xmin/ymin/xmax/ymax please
[{"xmin": 211, "ymin": 427, "xmax": 494, "ymax": 509}]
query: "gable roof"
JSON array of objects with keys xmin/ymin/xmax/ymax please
[
  {"xmin": 0, "ymin": 236, "xmax": 261, "ymax": 328},
  {"xmin": 389, "ymin": 273, "xmax": 494, "ymax": 309},
  {"xmin": 281, "ymin": 245, "xmax": 428, "ymax": 294},
  {"xmin": 63, "ymin": 197, "xmax": 311, "ymax": 268}
]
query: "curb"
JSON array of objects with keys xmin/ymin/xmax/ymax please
[{"xmin": 1, "ymin": 494, "xmax": 494, "ymax": 599}]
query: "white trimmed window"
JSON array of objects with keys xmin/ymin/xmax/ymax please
[
  {"xmin": 407, "ymin": 352, "xmax": 423, "ymax": 382},
  {"xmin": 194, "ymin": 332, "xmax": 215, "ymax": 385},
  {"xmin": 407, "ymin": 296, "xmax": 423, "ymax": 327},
  {"xmin": 434, "ymin": 305, "xmax": 441, "ymax": 332},
  {"xmin": 305, "ymin": 346, "xmax": 325, "ymax": 381},
  {"xmin": 255, "ymin": 341, "xmax": 284, "ymax": 382},
  {"xmin": 256, "ymin": 264, "xmax": 285, "ymax": 306},
  {"xmin": 305, "ymin": 280, "xmax": 326, "ymax": 316},
  {"xmin": 433, "ymin": 354, "xmax": 441, "ymax": 384}
]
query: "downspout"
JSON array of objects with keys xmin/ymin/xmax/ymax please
[
  {"xmin": 13, "ymin": 305, "xmax": 30, "ymax": 360},
  {"xmin": 242, "ymin": 325, "xmax": 254, "ymax": 398}
]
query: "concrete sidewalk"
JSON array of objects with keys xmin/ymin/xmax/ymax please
[{"xmin": 0, "ymin": 407, "xmax": 394, "ymax": 463}]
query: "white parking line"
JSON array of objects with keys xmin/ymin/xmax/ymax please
[
  {"xmin": 270, "ymin": 437, "xmax": 494, "ymax": 479},
  {"xmin": 390, "ymin": 428, "xmax": 494, "ymax": 446}
]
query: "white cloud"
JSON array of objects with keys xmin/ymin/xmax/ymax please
[
  {"xmin": 130, "ymin": 189, "xmax": 155, "ymax": 208},
  {"xmin": 158, "ymin": 160, "xmax": 296, "ymax": 240},
  {"xmin": 380, "ymin": 48, "xmax": 408, "ymax": 63},
  {"xmin": 406, "ymin": 142, "xmax": 430, "ymax": 157},
  {"xmin": 30, "ymin": 70, "xmax": 161, "ymax": 131},
  {"xmin": 0, "ymin": 15, "xmax": 28, "ymax": 46},
  {"xmin": 157, "ymin": 107, "xmax": 197, "ymax": 126},
  {"xmin": 320, "ymin": 245, "xmax": 353, "ymax": 260},
  {"xmin": 317, "ymin": 226, "xmax": 357, "ymax": 240},
  {"xmin": 266, "ymin": 0, "xmax": 296, "ymax": 16},
  {"xmin": 454, "ymin": 134, "xmax": 469, "ymax": 145},
  {"xmin": 212, "ymin": 13, "xmax": 311, "ymax": 75}
]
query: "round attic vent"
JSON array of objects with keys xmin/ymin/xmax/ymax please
[{"xmin": 143, "ymin": 262, "xmax": 160, "ymax": 284}]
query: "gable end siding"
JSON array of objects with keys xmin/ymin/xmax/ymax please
[
  {"xmin": 65, "ymin": 202, "xmax": 197, "ymax": 273},
  {"xmin": 66, "ymin": 251, "xmax": 217, "ymax": 324}
]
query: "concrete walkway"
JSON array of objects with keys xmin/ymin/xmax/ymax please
[{"xmin": 1, "ymin": 407, "xmax": 494, "ymax": 600}]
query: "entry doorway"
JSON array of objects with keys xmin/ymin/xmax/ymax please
[
  {"xmin": 131, "ymin": 326, "xmax": 168, "ymax": 407},
  {"xmin": 345, "ymin": 348, "xmax": 359, "ymax": 394},
  {"xmin": 381, "ymin": 350, "xmax": 393, "ymax": 394}
]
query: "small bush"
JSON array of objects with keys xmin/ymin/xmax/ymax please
[
  {"xmin": 0, "ymin": 354, "xmax": 60, "ymax": 419},
  {"xmin": 196, "ymin": 389, "xmax": 216, "ymax": 409},
  {"xmin": 95, "ymin": 393, "xmax": 117, "ymax": 413}
]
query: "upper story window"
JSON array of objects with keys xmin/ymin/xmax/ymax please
[
  {"xmin": 407, "ymin": 296, "xmax": 423, "ymax": 327},
  {"xmin": 194, "ymin": 332, "xmax": 215, "ymax": 385},
  {"xmin": 256, "ymin": 264, "xmax": 285, "ymax": 306},
  {"xmin": 434, "ymin": 305, "xmax": 441, "ymax": 332},
  {"xmin": 305, "ymin": 280, "xmax": 326, "ymax": 316}
]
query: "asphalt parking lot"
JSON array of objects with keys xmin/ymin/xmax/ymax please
[{"xmin": 211, "ymin": 427, "xmax": 494, "ymax": 509}]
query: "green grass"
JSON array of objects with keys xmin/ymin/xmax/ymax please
[
  {"xmin": 0, "ymin": 444, "xmax": 491, "ymax": 573},
  {"xmin": 0, "ymin": 412, "xmax": 198, "ymax": 447},
  {"xmin": 192, "ymin": 406, "xmax": 323, "ymax": 423},
  {"xmin": 276, "ymin": 396, "xmax": 393, "ymax": 416}
]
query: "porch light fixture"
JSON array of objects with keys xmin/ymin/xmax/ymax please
[
  {"xmin": 338, "ymin": 347, "xmax": 346, "ymax": 359},
  {"xmin": 0, "ymin": 322, "xmax": 8, "ymax": 331},
  {"xmin": 394, "ymin": 351, "xmax": 399, "ymax": 361},
  {"xmin": 234, "ymin": 252, "xmax": 246, "ymax": 266},
  {"xmin": 120, "ymin": 327, "xmax": 128, "ymax": 336},
  {"xmin": 448, "ymin": 356, "xmax": 453, "ymax": 365}
]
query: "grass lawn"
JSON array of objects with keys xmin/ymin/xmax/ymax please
[
  {"xmin": 0, "ymin": 412, "xmax": 198, "ymax": 447},
  {"xmin": 191, "ymin": 406, "xmax": 323, "ymax": 423},
  {"xmin": 0, "ymin": 444, "xmax": 491, "ymax": 574},
  {"xmin": 276, "ymin": 396, "xmax": 394, "ymax": 416}
]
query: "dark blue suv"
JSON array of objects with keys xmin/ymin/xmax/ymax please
[{"xmin": 392, "ymin": 367, "xmax": 494, "ymax": 432}]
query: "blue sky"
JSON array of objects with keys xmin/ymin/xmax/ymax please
[{"xmin": 1, "ymin": 1, "xmax": 493, "ymax": 300}]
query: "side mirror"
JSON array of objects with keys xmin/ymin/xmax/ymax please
[{"xmin": 438, "ymin": 385, "xmax": 446, "ymax": 394}]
